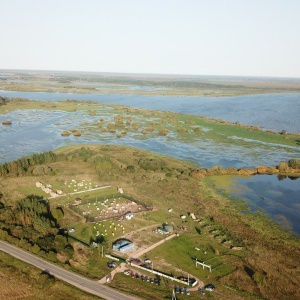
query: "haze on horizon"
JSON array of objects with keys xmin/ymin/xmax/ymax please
[{"xmin": 1, "ymin": 0, "xmax": 299, "ymax": 79}]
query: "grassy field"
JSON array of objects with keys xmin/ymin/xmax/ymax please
[
  {"xmin": 0, "ymin": 251, "xmax": 102, "ymax": 300},
  {"xmin": 0, "ymin": 145, "xmax": 299, "ymax": 299}
]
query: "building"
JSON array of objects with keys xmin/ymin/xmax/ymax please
[
  {"xmin": 113, "ymin": 240, "xmax": 128, "ymax": 251},
  {"xmin": 125, "ymin": 212, "xmax": 134, "ymax": 220},
  {"xmin": 113, "ymin": 239, "xmax": 135, "ymax": 253},
  {"xmin": 163, "ymin": 224, "xmax": 174, "ymax": 233},
  {"xmin": 157, "ymin": 227, "xmax": 169, "ymax": 234}
]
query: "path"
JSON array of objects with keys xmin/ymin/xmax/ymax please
[{"xmin": 133, "ymin": 233, "xmax": 177, "ymax": 258}]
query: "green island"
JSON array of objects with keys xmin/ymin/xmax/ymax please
[{"xmin": 0, "ymin": 75, "xmax": 300, "ymax": 300}]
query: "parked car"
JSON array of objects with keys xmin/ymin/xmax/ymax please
[
  {"xmin": 123, "ymin": 270, "xmax": 130, "ymax": 275},
  {"xmin": 145, "ymin": 258, "xmax": 152, "ymax": 264},
  {"xmin": 186, "ymin": 289, "xmax": 190, "ymax": 295},
  {"xmin": 107, "ymin": 262, "xmax": 116, "ymax": 268},
  {"xmin": 205, "ymin": 284, "xmax": 215, "ymax": 291},
  {"xmin": 175, "ymin": 286, "xmax": 180, "ymax": 293}
]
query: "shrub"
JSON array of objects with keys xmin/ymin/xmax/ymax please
[
  {"xmin": 61, "ymin": 130, "xmax": 70, "ymax": 136},
  {"xmin": 278, "ymin": 161, "xmax": 289, "ymax": 171},
  {"xmin": 114, "ymin": 115, "xmax": 124, "ymax": 125},
  {"xmin": 2, "ymin": 120, "xmax": 12, "ymax": 125},
  {"xmin": 132, "ymin": 123, "xmax": 139, "ymax": 131},
  {"xmin": 72, "ymin": 130, "xmax": 82, "ymax": 137},
  {"xmin": 280, "ymin": 129, "xmax": 286, "ymax": 135},
  {"xmin": 288, "ymin": 159, "xmax": 300, "ymax": 169},
  {"xmin": 126, "ymin": 165, "xmax": 135, "ymax": 172},
  {"xmin": 138, "ymin": 158, "xmax": 166, "ymax": 171},
  {"xmin": 158, "ymin": 128, "xmax": 169, "ymax": 136}
]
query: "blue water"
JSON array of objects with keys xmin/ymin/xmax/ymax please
[
  {"xmin": 228, "ymin": 175, "xmax": 300, "ymax": 235},
  {"xmin": 1, "ymin": 90, "xmax": 299, "ymax": 133}
]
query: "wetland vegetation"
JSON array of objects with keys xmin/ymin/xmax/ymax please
[
  {"xmin": 0, "ymin": 71, "xmax": 300, "ymax": 299},
  {"xmin": 1, "ymin": 97, "xmax": 299, "ymax": 168}
]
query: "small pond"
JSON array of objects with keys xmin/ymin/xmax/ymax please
[{"xmin": 216, "ymin": 174, "xmax": 300, "ymax": 236}]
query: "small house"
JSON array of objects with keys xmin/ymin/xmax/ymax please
[{"xmin": 125, "ymin": 212, "xmax": 134, "ymax": 220}]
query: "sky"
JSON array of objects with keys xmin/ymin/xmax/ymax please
[{"xmin": 1, "ymin": 0, "xmax": 300, "ymax": 78}]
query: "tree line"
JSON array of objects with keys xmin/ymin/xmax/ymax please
[{"xmin": 0, "ymin": 151, "xmax": 59, "ymax": 176}]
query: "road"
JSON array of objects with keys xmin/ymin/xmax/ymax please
[{"xmin": 0, "ymin": 240, "xmax": 140, "ymax": 300}]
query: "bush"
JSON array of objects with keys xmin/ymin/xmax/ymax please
[
  {"xmin": 288, "ymin": 159, "xmax": 300, "ymax": 169},
  {"xmin": 72, "ymin": 130, "xmax": 82, "ymax": 137},
  {"xmin": 138, "ymin": 158, "xmax": 166, "ymax": 171},
  {"xmin": 2, "ymin": 120, "xmax": 12, "ymax": 125},
  {"xmin": 158, "ymin": 128, "xmax": 169, "ymax": 136},
  {"xmin": 278, "ymin": 161, "xmax": 289, "ymax": 171},
  {"xmin": 61, "ymin": 130, "xmax": 70, "ymax": 136}
]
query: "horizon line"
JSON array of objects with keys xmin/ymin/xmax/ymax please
[{"xmin": 1, "ymin": 68, "xmax": 300, "ymax": 81}]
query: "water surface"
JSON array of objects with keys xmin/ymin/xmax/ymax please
[
  {"xmin": 1, "ymin": 90, "xmax": 299, "ymax": 133},
  {"xmin": 221, "ymin": 175, "xmax": 300, "ymax": 236}
]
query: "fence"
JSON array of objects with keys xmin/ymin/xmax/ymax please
[
  {"xmin": 122, "ymin": 194, "xmax": 153, "ymax": 211},
  {"xmin": 68, "ymin": 193, "xmax": 152, "ymax": 223}
]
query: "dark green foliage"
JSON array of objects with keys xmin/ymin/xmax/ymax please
[
  {"xmin": 38, "ymin": 271, "xmax": 56, "ymax": 287},
  {"xmin": 195, "ymin": 226, "xmax": 201, "ymax": 235},
  {"xmin": 0, "ymin": 197, "xmax": 72, "ymax": 258},
  {"xmin": 0, "ymin": 151, "xmax": 58, "ymax": 176},
  {"xmin": 0, "ymin": 196, "xmax": 57, "ymax": 238},
  {"xmin": 36, "ymin": 235, "xmax": 55, "ymax": 251},
  {"xmin": 138, "ymin": 158, "xmax": 166, "ymax": 171},
  {"xmin": 53, "ymin": 234, "xmax": 69, "ymax": 252},
  {"xmin": 126, "ymin": 165, "xmax": 135, "ymax": 172},
  {"xmin": 68, "ymin": 147, "xmax": 96, "ymax": 162}
]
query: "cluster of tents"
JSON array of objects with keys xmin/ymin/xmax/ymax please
[{"xmin": 94, "ymin": 222, "xmax": 125, "ymax": 237}]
